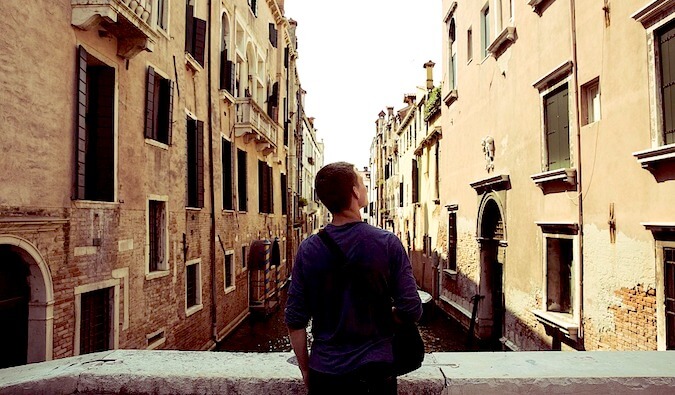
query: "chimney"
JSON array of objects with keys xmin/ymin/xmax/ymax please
[
  {"xmin": 387, "ymin": 107, "xmax": 394, "ymax": 117},
  {"xmin": 308, "ymin": 117, "xmax": 315, "ymax": 127},
  {"xmin": 378, "ymin": 110, "xmax": 386, "ymax": 119},
  {"xmin": 424, "ymin": 60, "xmax": 435, "ymax": 90}
]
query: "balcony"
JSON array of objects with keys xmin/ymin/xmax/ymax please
[
  {"xmin": 2, "ymin": 350, "xmax": 675, "ymax": 394},
  {"xmin": 234, "ymin": 98, "xmax": 278, "ymax": 157},
  {"xmin": 71, "ymin": 0, "xmax": 161, "ymax": 59}
]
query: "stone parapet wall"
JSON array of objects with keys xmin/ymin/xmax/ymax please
[{"xmin": 2, "ymin": 350, "xmax": 675, "ymax": 394}]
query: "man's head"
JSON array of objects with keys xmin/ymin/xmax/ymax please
[{"xmin": 315, "ymin": 162, "xmax": 367, "ymax": 214}]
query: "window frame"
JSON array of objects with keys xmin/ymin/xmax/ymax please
[
  {"xmin": 224, "ymin": 250, "xmax": 235, "ymax": 293},
  {"xmin": 154, "ymin": 0, "xmax": 170, "ymax": 35},
  {"xmin": 222, "ymin": 136, "xmax": 234, "ymax": 211},
  {"xmin": 581, "ymin": 77, "xmax": 601, "ymax": 126},
  {"xmin": 146, "ymin": 195, "xmax": 170, "ymax": 279},
  {"xmin": 185, "ymin": 258, "xmax": 203, "ymax": 316},
  {"xmin": 481, "ymin": 3, "xmax": 491, "ymax": 60},
  {"xmin": 73, "ymin": 279, "xmax": 120, "ymax": 356}
]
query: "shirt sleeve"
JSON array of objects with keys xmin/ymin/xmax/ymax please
[
  {"xmin": 389, "ymin": 236, "xmax": 423, "ymax": 322},
  {"xmin": 284, "ymin": 245, "xmax": 311, "ymax": 330}
]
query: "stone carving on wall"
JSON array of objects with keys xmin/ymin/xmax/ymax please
[{"xmin": 482, "ymin": 136, "xmax": 495, "ymax": 172}]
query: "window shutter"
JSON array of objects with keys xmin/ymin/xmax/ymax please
[
  {"xmin": 185, "ymin": 4, "xmax": 194, "ymax": 55},
  {"xmin": 661, "ymin": 22, "xmax": 675, "ymax": 144},
  {"xmin": 193, "ymin": 18, "xmax": 207, "ymax": 66},
  {"xmin": 166, "ymin": 80, "xmax": 174, "ymax": 145},
  {"xmin": 269, "ymin": 166, "xmax": 274, "ymax": 213},
  {"xmin": 75, "ymin": 46, "xmax": 88, "ymax": 200},
  {"xmin": 545, "ymin": 86, "xmax": 570, "ymax": 170},
  {"xmin": 222, "ymin": 138, "xmax": 233, "ymax": 210},
  {"xmin": 238, "ymin": 149, "xmax": 247, "ymax": 211},
  {"xmin": 145, "ymin": 67, "xmax": 155, "ymax": 139},
  {"xmin": 281, "ymin": 173, "xmax": 287, "ymax": 215},
  {"xmin": 220, "ymin": 50, "xmax": 227, "ymax": 90},
  {"xmin": 258, "ymin": 161, "xmax": 264, "ymax": 213},
  {"xmin": 412, "ymin": 159, "xmax": 419, "ymax": 203},
  {"xmin": 269, "ymin": 23, "xmax": 277, "ymax": 48},
  {"xmin": 196, "ymin": 120, "xmax": 204, "ymax": 208},
  {"xmin": 284, "ymin": 47, "xmax": 289, "ymax": 68}
]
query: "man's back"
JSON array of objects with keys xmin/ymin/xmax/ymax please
[{"xmin": 285, "ymin": 221, "xmax": 421, "ymax": 375}]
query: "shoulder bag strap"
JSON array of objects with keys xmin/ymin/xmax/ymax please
[{"xmin": 318, "ymin": 228, "xmax": 348, "ymax": 265}]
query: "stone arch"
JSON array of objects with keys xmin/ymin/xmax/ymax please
[
  {"xmin": 477, "ymin": 192, "xmax": 507, "ymax": 241},
  {"xmin": 0, "ymin": 235, "xmax": 54, "ymax": 363}
]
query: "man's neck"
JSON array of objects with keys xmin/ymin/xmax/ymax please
[{"xmin": 331, "ymin": 209, "xmax": 363, "ymax": 226}]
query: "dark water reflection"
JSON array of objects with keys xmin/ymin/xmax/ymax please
[{"xmin": 216, "ymin": 287, "xmax": 470, "ymax": 353}]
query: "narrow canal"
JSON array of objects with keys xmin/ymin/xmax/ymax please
[{"xmin": 216, "ymin": 286, "xmax": 472, "ymax": 353}]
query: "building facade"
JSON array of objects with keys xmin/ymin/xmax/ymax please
[
  {"xmin": 435, "ymin": 0, "xmax": 675, "ymax": 351},
  {"xmin": 0, "ymin": 0, "xmax": 312, "ymax": 368}
]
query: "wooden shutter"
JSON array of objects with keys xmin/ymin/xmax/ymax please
[
  {"xmin": 399, "ymin": 182, "xmax": 404, "ymax": 207},
  {"xmin": 75, "ymin": 46, "xmax": 88, "ymax": 200},
  {"xmin": 196, "ymin": 120, "xmax": 204, "ymax": 208},
  {"xmin": 258, "ymin": 161, "xmax": 264, "ymax": 213},
  {"xmin": 448, "ymin": 212, "xmax": 457, "ymax": 271},
  {"xmin": 284, "ymin": 47, "xmax": 289, "ymax": 68},
  {"xmin": 145, "ymin": 66, "xmax": 156, "ymax": 139},
  {"xmin": 269, "ymin": 23, "xmax": 278, "ymax": 48},
  {"xmin": 166, "ymin": 80, "xmax": 174, "ymax": 145},
  {"xmin": 193, "ymin": 18, "xmax": 207, "ymax": 66},
  {"xmin": 88, "ymin": 66, "xmax": 115, "ymax": 202},
  {"xmin": 268, "ymin": 165, "xmax": 274, "ymax": 213},
  {"xmin": 238, "ymin": 149, "xmax": 247, "ymax": 211},
  {"xmin": 281, "ymin": 173, "xmax": 287, "ymax": 215},
  {"xmin": 222, "ymin": 138, "xmax": 233, "ymax": 210},
  {"xmin": 660, "ymin": 22, "xmax": 675, "ymax": 145},
  {"xmin": 185, "ymin": 3, "xmax": 194, "ymax": 55},
  {"xmin": 412, "ymin": 159, "xmax": 419, "ymax": 203},
  {"xmin": 545, "ymin": 86, "xmax": 570, "ymax": 170}
]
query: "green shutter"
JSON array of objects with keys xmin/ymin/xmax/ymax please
[
  {"xmin": 660, "ymin": 22, "xmax": 675, "ymax": 145},
  {"xmin": 545, "ymin": 85, "xmax": 570, "ymax": 170}
]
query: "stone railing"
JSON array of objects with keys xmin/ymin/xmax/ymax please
[
  {"xmin": 1, "ymin": 350, "xmax": 675, "ymax": 394},
  {"xmin": 234, "ymin": 98, "xmax": 279, "ymax": 156}
]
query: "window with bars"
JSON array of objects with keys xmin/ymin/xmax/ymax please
[
  {"xmin": 74, "ymin": 46, "xmax": 115, "ymax": 202},
  {"xmin": 448, "ymin": 212, "xmax": 457, "ymax": 272},
  {"xmin": 544, "ymin": 85, "xmax": 571, "ymax": 171},
  {"xmin": 80, "ymin": 287, "xmax": 112, "ymax": 355},
  {"xmin": 665, "ymin": 247, "xmax": 675, "ymax": 349},
  {"xmin": 186, "ymin": 261, "xmax": 199, "ymax": 309},
  {"xmin": 148, "ymin": 200, "xmax": 167, "ymax": 272},
  {"xmin": 145, "ymin": 67, "xmax": 174, "ymax": 145},
  {"xmin": 659, "ymin": 22, "xmax": 675, "ymax": 145},
  {"xmin": 222, "ymin": 138, "xmax": 233, "ymax": 210},
  {"xmin": 224, "ymin": 252, "xmax": 234, "ymax": 290},
  {"xmin": 187, "ymin": 119, "xmax": 204, "ymax": 208},
  {"xmin": 237, "ymin": 149, "xmax": 248, "ymax": 211},
  {"xmin": 546, "ymin": 237, "xmax": 573, "ymax": 314}
]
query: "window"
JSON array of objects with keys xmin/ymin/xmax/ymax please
[
  {"xmin": 258, "ymin": 160, "xmax": 273, "ymax": 214},
  {"xmin": 222, "ymin": 138, "xmax": 233, "ymax": 210},
  {"xmin": 399, "ymin": 182, "xmax": 404, "ymax": 207},
  {"xmin": 148, "ymin": 199, "xmax": 168, "ymax": 272},
  {"xmin": 75, "ymin": 46, "xmax": 115, "ymax": 202},
  {"xmin": 185, "ymin": 259, "xmax": 202, "ymax": 313},
  {"xmin": 546, "ymin": 237, "xmax": 573, "ymax": 313},
  {"xmin": 80, "ymin": 287, "xmax": 112, "ymax": 354},
  {"xmin": 145, "ymin": 67, "xmax": 174, "ymax": 145},
  {"xmin": 281, "ymin": 173, "xmax": 287, "ymax": 215},
  {"xmin": 544, "ymin": 85, "xmax": 571, "ymax": 170},
  {"xmin": 187, "ymin": 118, "xmax": 204, "ymax": 208},
  {"xmin": 448, "ymin": 18, "xmax": 457, "ymax": 89},
  {"xmin": 665, "ymin": 247, "xmax": 675, "ymax": 349},
  {"xmin": 481, "ymin": 5, "xmax": 490, "ymax": 58},
  {"xmin": 447, "ymin": 211, "xmax": 457, "ymax": 272},
  {"xmin": 581, "ymin": 78, "xmax": 600, "ymax": 125},
  {"xmin": 185, "ymin": 0, "xmax": 206, "ymax": 66},
  {"xmin": 269, "ymin": 23, "xmax": 278, "ymax": 48},
  {"xmin": 248, "ymin": 0, "xmax": 257, "ymax": 16},
  {"xmin": 237, "ymin": 149, "xmax": 248, "ymax": 211},
  {"xmin": 224, "ymin": 251, "xmax": 234, "ymax": 291},
  {"xmin": 467, "ymin": 27, "xmax": 473, "ymax": 63},
  {"xmin": 220, "ymin": 15, "xmax": 234, "ymax": 93},
  {"xmin": 241, "ymin": 245, "xmax": 247, "ymax": 269},
  {"xmin": 156, "ymin": 0, "xmax": 168, "ymax": 31},
  {"xmin": 659, "ymin": 21, "xmax": 675, "ymax": 145}
]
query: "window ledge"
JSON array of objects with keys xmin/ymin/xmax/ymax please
[
  {"xmin": 219, "ymin": 89, "xmax": 235, "ymax": 104},
  {"xmin": 443, "ymin": 90, "xmax": 458, "ymax": 107},
  {"xmin": 145, "ymin": 270, "xmax": 170, "ymax": 281},
  {"xmin": 632, "ymin": 143, "xmax": 675, "ymax": 171},
  {"xmin": 186, "ymin": 304, "xmax": 203, "ymax": 317},
  {"xmin": 532, "ymin": 309, "xmax": 578, "ymax": 340},
  {"xmin": 186, "ymin": 207, "xmax": 203, "ymax": 211},
  {"xmin": 72, "ymin": 200, "xmax": 119, "ymax": 209},
  {"xmin": 443, "ymin": 269, "xmax": 457, "ymax": 278},
  {"xmin": 224, "ymin": 285, "xmax": 236, "ymax": 295},
  {"xmin": 487, "ymin": 26, "xmax": 517, "ymax": 58},
  {"xmin": 185, "ymin": 53, "xmax": 203, "ymax": 72},
  {"xmin": 145, "ymin": 138, "xmax": 169, "ymax": 150},
  {"xmin": 222, "ymin": 209, "xmax": 235, "ymax": 213},
  {"xmin": 530, "ymin": 168, "xmax": 576, "ymax": 189}
]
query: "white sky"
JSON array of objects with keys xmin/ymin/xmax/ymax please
[{"xmin": 284, "ymin": 1, "xmax": 443, "ymax": 170}]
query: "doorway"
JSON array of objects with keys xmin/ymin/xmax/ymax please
[{"xmin": 0, "ymin": 245, "xmax": 30, "ymax": 368}]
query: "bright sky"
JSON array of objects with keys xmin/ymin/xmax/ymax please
[{"xmin": 284, "ymin": 1, "xmax": 442, "ymax": 170}]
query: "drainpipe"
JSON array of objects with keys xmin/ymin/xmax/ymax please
[
  {"xmin": 207, "ymin": 0, "xmax": 218, "ymax": 342},
  {"xmin": 569, "ymin": 0, "xmax": 584, "ymax": 348}
]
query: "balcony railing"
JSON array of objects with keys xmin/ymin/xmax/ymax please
[
  {"xmin": 71, "ymin": 0, "xmax": 161, "ymax": 59},
  {"xmin": 234, "ymin": 98, "xmax": 278, "ymax": 156}
]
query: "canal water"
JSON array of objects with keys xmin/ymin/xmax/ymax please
[{"xmin": 216, "ymin": 286, "xmax": 472, "ymax": 353}]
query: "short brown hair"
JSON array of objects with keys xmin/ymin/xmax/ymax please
[{"xmin": 315, "ymin": 162, "xmax": 358, "ymax": 214}]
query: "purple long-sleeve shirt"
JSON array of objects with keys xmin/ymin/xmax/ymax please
[{"xmin": 285, "ymin": 221, "xmax": 422, "ymax": 375}]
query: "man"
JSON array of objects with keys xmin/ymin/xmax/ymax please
[{"xmin": 285, "ymin": 162, "xmax": 422, "ymax": 395}]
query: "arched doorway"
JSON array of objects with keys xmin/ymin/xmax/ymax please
[
  {"xmin": 477, "ymin": 196, "xmax": 506, "ymax": 350},
  {"xmin": 0, "ymin": 245, "xmax": 30, "ymax": 368},
  {"xmin": 0, "ymin": 236, "xmax": 54, "ymax": 366}
]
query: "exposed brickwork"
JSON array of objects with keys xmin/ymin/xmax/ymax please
[{"xmin": 584, "ymin": 284, "xmax": 657, "ymax": 351}]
